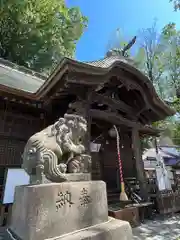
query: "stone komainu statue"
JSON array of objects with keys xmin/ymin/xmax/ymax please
[{"xmin": 22, "ymin": 114, "xmax": 91, "ymax": 183}]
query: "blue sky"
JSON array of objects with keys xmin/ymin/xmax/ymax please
[{"xmin": 68, "ymin": 0, "xmax": 180, "ymax": 62}]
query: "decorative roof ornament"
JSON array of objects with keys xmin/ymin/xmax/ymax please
[{"xmin": 106, "ymin": 35, "xmax": 137, "ymax": 58}]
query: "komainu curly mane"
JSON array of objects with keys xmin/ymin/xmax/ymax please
[{"xmin": 22, "ymin": 114, "xmax": 89, "ymax": 184}]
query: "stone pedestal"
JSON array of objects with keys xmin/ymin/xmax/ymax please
[
  {"xmin": 6, "ymin": 181, "xmax": 132, "ymax": 240},
  {"xmin": 30, "ymin": 173, "xmax": 91, "ymax": 184}
]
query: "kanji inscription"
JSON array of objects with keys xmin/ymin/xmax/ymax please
[
  {"xmin": 56, "ymin": 191, "xmax": 74, "ymax": 211},
  {"xmin": 79, "ymin": 188, "xmax": 92, "ymax": 207}
]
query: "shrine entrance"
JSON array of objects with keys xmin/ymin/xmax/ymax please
[
  {"xmin": 90, "ymin": 120, "xmax": 137, "ymax": 201},
  {"xmin": 99, "ymin": 138, "xmax": 119, "ymax": 192}
]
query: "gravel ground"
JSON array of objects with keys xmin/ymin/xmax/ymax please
[
  {"xmin": 0, "ymin": 228, "xmax": 6, "ymax": 240},
  {"xmin": 1, "ymin": 215, "xmax": 180, "ymax": 239},
  {"xmin": 133, "ymin": 214, "xmax": 180, "ymax": 240}
]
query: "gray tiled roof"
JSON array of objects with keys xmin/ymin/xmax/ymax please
[
  {"xmin": 0, "ymin": 59, "xmax": 45, "ymax": 93},
  {"xmin": 85, "ymin": 55, "xmax": 134, "ymax": 68}
]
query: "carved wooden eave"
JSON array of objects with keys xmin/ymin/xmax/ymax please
[
  {"xmin": 35, "ymin": 56, "xmax": 175, "ymax": 123},
  {"xmin": 0, "ymin": 87, "xmax": 43, "ymax": 109},
  {"xmin": 0, "ymin": 56, "xmax": 175, "ymax": 122}
]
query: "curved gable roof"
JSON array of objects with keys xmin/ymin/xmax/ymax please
[
  {"xmin": 0, "ymin": 56, "xmax": 175, "ymax": 119},
  {"xmin": 36, "ymin": 56, "xmax": 175, "ymax": 118}
]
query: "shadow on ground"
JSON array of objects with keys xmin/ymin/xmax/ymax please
[{"xmin": 133, "ymin": 214, "xmax": 180, "ymax": 240}]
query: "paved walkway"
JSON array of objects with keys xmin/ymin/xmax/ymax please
[
  {"xmin": 133, "ymin": 214, "xmax": 180, "ymax": 240},
  {"xmin": 1, "ymin": 215, "xmax": 180, "ymax": 239}
]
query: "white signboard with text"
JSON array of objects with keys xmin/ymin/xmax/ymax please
[
  {"xmin": 3, "ymin": 168, "xmax": 30, "ymax": 204},
  {"xmin": 90, "ymin": 142, "xmax": 101, "ymax": 152}
]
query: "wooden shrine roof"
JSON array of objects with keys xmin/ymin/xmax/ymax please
[
  {"xmin": 0, "ymin": 58, "xmax": 45, "ymax": 93},
  {"xmin": 0, "ymin": 56, "xmax": 175, "ymax": 120}
]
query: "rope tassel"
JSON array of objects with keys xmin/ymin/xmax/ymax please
[{"xmin": 113, "ymin": 125, "xmax": 128, "ymax": 201}]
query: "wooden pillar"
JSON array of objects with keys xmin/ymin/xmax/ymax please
[
  {"xmin": 85, "ymin": 107, "xmax": 91, "ymax": 155},
  {"xmin": 132, "ymin": 128, "xmax": 148, "ymax": 201},
  {"xmin": 82, "ymin": 92, "xmax": 92, "ymax": 181},
  {"xmin": 84, "ymin": 91, "xmax": 92, "ymax": 155},
  {"xmin": 154, "ymin": 137, "xmax": 159, "ymax": 154}
]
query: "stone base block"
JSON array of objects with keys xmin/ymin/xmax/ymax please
[
  {"xmin": 8, "ymin": 181, "xmax": 108, "ymax": 240},
  {"xmin": 6, "ymin": 217, "xmax": 132, "ymax": 240},
  {"xmin": 66, "ymin": 173, "xmax": 91, "ymax": 182}
]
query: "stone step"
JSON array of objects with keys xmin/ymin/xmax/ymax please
[{"xmin": 54, "ymin": 217, "xmax": 132, "ymax": 240}]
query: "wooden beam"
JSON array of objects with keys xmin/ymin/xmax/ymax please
[
  {"xmin": 113, "ymin": 68, "xmax": 169, "ymax": 120},
  {"xmin": 132, "ymin": 128, "xmax": 148, "ymax": 200},
  {"xmin": 67, "ymin": 73, "xmax": 108, "ymax": 86},
  {"xmin": 84, "ymin": 92, "xmax": 92, "ymax": 156},
  {"xmin": 90, "ymin": 109, "xmax": 142, "ymax": 128},
  {"xmin": 91, "ymin": 92, "xmax": 138, "ymax": 117}
]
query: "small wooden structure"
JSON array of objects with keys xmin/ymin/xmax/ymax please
[
  {"xmin": 0, "ymin": 55, "xmax": 175, "ymax": 225},
  {"xmin": 143, "ymin": 147, "xmax": 180, "ymax": 215}
]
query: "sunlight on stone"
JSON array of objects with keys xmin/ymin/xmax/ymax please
[
  {"xmin": 164, "ymin": 220, "xmax": 178, "ymax": 225},
  {"xmin": 138, "ymin": 227, "xmax": 153, "ymax": 234}
]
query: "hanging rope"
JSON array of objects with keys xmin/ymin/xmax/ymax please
[{"xmin": 113, "ymin": 125, "xmax": 125, "ymax": 193}]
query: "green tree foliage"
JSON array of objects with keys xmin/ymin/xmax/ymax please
[
  {"xmin": 145, "ymin": 22, "xmax": 180, "ymax": 145},
  {"xmin": 161, "ymin": 23, "xmax": 180, "ymax": 93},
  {"xmin": 0, "ymin": 0, "xmax": 88, "ymax": 74},
  {"xmin": 119, "ymin": 21, "xmax": 180, "ymax": 146},
  {"xmin": 170, "ymin": 0, "xmax": 180, "ymax": 10},
  {"xmin": 135, "ymin": 21, "xmax": 169, "ymax": 99},
  {"xmin": 134, "ymin": 22, "xmax": 180, "ymax": 103},
  {"xmin": 109, "ymin": 24, "xmax": 180, "ymax": 145},
  {"xmin": 172, "ymin": 123, "xmax": 180, "ymax": 145}
]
